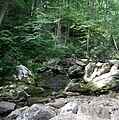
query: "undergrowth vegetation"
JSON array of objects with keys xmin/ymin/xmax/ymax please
[{"xmin": 0, "ymin": 0, "xmax": 119, "ymax": 81}]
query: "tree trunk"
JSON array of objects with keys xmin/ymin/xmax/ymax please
[
  {"xmin": 0, "ymin": 1, "xmax": 9, "ymax": 25},
  {"xmin": 56, "ymin": 19, "xmax": 62, "ymax": 44}
]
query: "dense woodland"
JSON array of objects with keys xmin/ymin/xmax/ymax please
[{"xmin": 0, "ymin": 0, "xmax": 119, "ymax": 82}]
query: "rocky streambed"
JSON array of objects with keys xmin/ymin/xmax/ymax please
[
  {"xmin": 0, "ymin": 58, "xmax": 119, "ymax": 120},
  {"xmin": 1, "ymin": 93, "xmax": 119, "ymax": 120}
]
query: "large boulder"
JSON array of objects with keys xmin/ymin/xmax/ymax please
[
  {"xmin": 16, "ymin": 104, "xmax": 56, "ymax": 120},
  {"xmin": 83, "ymin": 61, "xmax": 119, "ymax": 90},
  {"xmin": 0, "ymin": 101, "xmax": 16, "ymax": 116},
  {"xmin": 50, "ymin": 94, "xmax": 119, "ymax": 120},
  {"xmin": 14, "ymin": 64, "xmax": 34, "ymax": 84},
  {"xmin": 38, "ymin": 74, "xmax": 69, "ymax": 93},
  {"xmin": 5, "ymin": 106, "xmax": 28, "ymax": 120},
  {"xmin": 77, "ymin": 94, "xmax": 119, "ymax": 120}
]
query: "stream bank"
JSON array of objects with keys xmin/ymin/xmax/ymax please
[{"xmin": 0, "ymin": 58, "xmax": 119, "ymax": 120}]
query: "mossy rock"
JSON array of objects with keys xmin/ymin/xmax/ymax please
[
  {"xmin": 0, "ymin": 80, "xmax": 13, "ymax": 86},
  {"xmin": 83, "ymin": 81, "xmax": 116, "ymax": 91},
  {"xmin": 56, "ymin": 74, "xmax": 69, "ymax": 85},
  {"xmin": 65, "ymin": 82, "xmax": 96, "ymax": 93},
  {"xmin": 24, "ymin": 85, "xmax": 45, "ymax": 97},
  {"xmin": 36, "ymin": 74, "xmax": 69, "ymax": 92},
  {"xmin": 45, "ymin": 75, "xmax": 69, "ymax": 92},
  {"xmin": 27, "ymin": 97, "xmax": 49, "ymax": 106},
  {"xmin": 81, "ymin": 83, "xmax": 100, "ymax": 91},
  {"xmin": 65, "ymin": 82, "xmax": 83, "ymax": 92},
  {"xmin": 35, "ymin": 72, "xmax": 52, "ymax": 87},
  {"xmin": 19, "ymin": 77, "xmax": 35, "ymax": 85}
]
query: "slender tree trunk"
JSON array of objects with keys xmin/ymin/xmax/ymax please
[
  {"xmin": 31, "ymin": 0, "xmax": 35, "ymax": 16},
  {"xmin": 86, "ymin": 0, "xmax": 91, "ymax": 20},
  {"xmin": 0, "ymin": 1, "xmax": 9, "ymax": 25},
  {"xmin": 56, "ymin": 20, "xmax": 62, "ymax": 44},
  {"xmin": 104, "ymin": 0, "xmax": 108, "ymax": 19},
  {"xmin": 91, "ymin": 0, "xmax": 94, "ymax": 19}
]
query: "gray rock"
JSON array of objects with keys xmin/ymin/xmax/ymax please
[
  {"xmin": 50, "ymin": 113, "xmax": 87, "ymax": 120},
  {"xmin": 76, "ymin": 59, "xmax": 86, "ymax": 66},
  {"xmin": 83, "ymin": 62, "xmax": 119, "ymax": 90},
  {"xmin": 109, "ymin": 60, "xmax": 119, "ymax": 65},
  {"xmin": 47, "ymin": 97, "xmax": 77, "ymax": 109},
  {"xmin": 64, "ymin": 81, "xmax": 79, "ymax": 92},
  {"xmin": 0, "ymin": 101, "xmax": 16, "ymax": 114},
  {"xmin": 16, "ymin": 104, "xmax": 56, "ymax": 120},
  {"xmin": 17, "ymin": 64, "xmax": 32, "ymax": 80},
  {"xmin": 45, "ymin": 75, "xmax": 69, "ymax": 92},
  {"xmin": 50, "ymin": 113, "xmax": 108, "ymax": 120},
  {"xmin": 45, "ymin": 77, "xmax": 65, "ymax": 90},
  {"xmin": 6, "ymin": 106, "xmax": 28, "ymax": 120},
  {"xmin": 0, "ymin": 83, "xmax": 28, "ymax": 102},
  {"xmin": 68, "ymin": 65, "xmax": 83, "ymax": 78},
  {"xmin": 59, "ymin": 100, "xmax": 79, "ymax": 114},
  {"xmin": 49, "ymin": 94, "xmax": 119, "ymax": 120},
  {"xmin": 14, "ymin": 64, "xmax": 34, "ymax": 84},
  {"xmin": 27, "ymin": 97, "xmax": 49, "ymax": 106},
  {"xmin": 77, "ymin": 95, "xmax": 119, "ymax": 120},
  {"xmin": 78, "ymin": 103, "xmax": 110, "ymax": 119},
  {"xmin": 47, "ymin": 98, "xmax": 68, "ymax": 109}
]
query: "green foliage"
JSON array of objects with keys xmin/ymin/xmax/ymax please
[{"xmin": 0, "ymin": 0, "xmax": 119, "ymax": 82}]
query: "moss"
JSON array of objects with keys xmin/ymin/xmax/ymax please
[
  {"xmin": 55, "ymin": 74, "xmax": 69, "ymax": 85},
  {"xmin": 36, "ymin": 74, "xmax": 69, "ymax": 88},
  {"xmin": 65, "ymin": 82, "xmax": 101, "ymax": 92},
  {"xmin": 27, "ymin": 97, "xmax": 49, "ymax": 106},
  {"xmin": 85, "ymin": 83, "xmax": 99, "ymax": 90},
  {"xmin": 24, "ymin": 85, "xmax": 45, "ymax": 97},
  {"xmin": 35, "ymin": 72, "xmax": 52, "ymax": 87},
  {"xmin": 83, "ymin": 74, "xmax": 92, "ymax": 82},
  {"xmin": 19, "ymin": 77, "xmax": 35, "ymax": 85}
]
